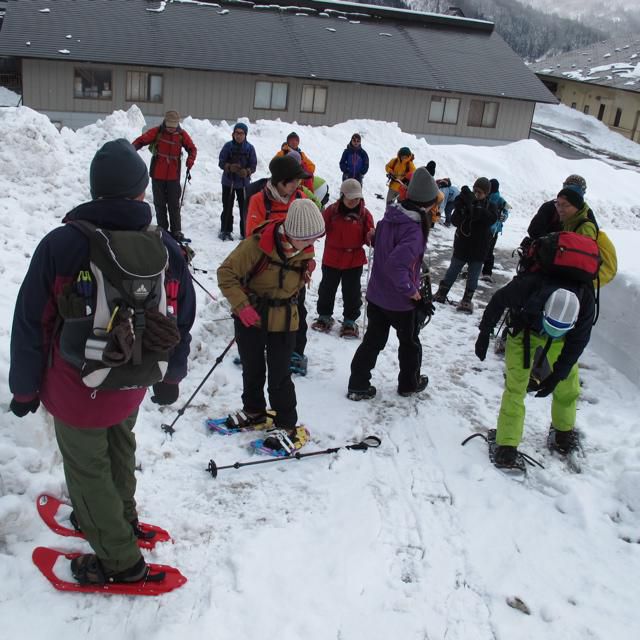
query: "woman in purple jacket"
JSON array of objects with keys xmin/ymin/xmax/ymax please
[{"xmin": 347, "ymin": 168, "xmax": 440, "ymax": 400}]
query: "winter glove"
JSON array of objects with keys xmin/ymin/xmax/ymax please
[
  {"xmin": 186, "ymin": 158, "xmax": 194, "ymax": 170},
  {"xmin": 474, "ymin": 332, "xmax": 491, "ymax": 361},
  {"xmin": 186, "ymin": 168, "xmax": 192, "ymax": 182},
  {"xmin": 237, "ymin": 305, "xmax": 260, "ymax": 328},
  {"xmin": 150, "ymin": 381, "xmax": 179, "ymax": 406},
  {"xmin": 459, "ymin": 186, "xmax": 474, "ymax": 208},
  {"xmin": 10, "ymin": 396, "xmax": 40, "ymax": 417},
  {"xmin": 237, "ymin": 168, "xmax": 249, "ymax": 178},
  {"xmin": 304, "ymin": 259, "xmax": 316, "ymax": 285},
  {"xmin": 229, "ymin": 163, "xmax": 241, "ymax": 173},
  {"xmin": 534, "ymin": 371, "xmax": 561, "ymax": 398}
]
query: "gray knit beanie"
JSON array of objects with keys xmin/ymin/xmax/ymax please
[
  {"xmin": 90, "ymin": 139, "xmax": 149, "ymax": 200},
  {"xmin": 284, "ymin": 199, "xmax": 325, "ymax": 240},
  {"xmin": 406, "ymin": 167, "xmax": 439, "ymax": 204}
]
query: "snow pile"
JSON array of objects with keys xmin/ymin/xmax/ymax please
[
  {"xmin": 1, "ymin": 105, "xmax": 640, "ymax": 639},
  {"xmin": 0, "ymin": 86, "xmax": 21, "ymax": 106}
]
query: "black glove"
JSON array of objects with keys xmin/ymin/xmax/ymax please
[
  {"xmin": 475, "ymin": 332, "xmax": 490, "ymax": 361},
  {"xmin": 151, "ymin": 382, "xmax": 179, "ymax": 405},
  {"xmin": 535, "ymin": 372, "xmax": 561, "ymax": 398},
  {"xmin": 459, "ymin": 186, "xmax": 474, "ymax": 208},
  {"xmin": 10, "ymin": 396, "xmax": 40, "ymax": 417}
]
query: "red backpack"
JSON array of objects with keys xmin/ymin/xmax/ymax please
[{"xmin": 518, "ymin": 231, "xmax": 601, "ymax": 283}]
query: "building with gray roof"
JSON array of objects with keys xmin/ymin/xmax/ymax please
[
  {"xmin": 0, "ymin": 0, "xmax": 555, "ymax": 142},
  {"xmin": 529, "ymin": 37, "xmax": 640, "ymax": 143}
]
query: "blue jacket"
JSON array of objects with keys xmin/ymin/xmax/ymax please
[
  {"xmin": 219, "ymin": 139, "xmax": 257, "ymax": 188},
  {"xmin": 489, "ymin": 191, "xmax": 509, "ymax": 235},
  {"xmin": 439, "ymin": 185, "xmax": 460, "ymax": 213},
  {"xmin": 9, "ymin": 198, "xmax": 196, "ymax": 427},
  {"xmin": 339, "ymin": 144, "xmax": 369, "ymax": 181},
  {"xmin": 366, "ymin": 203, "xmax": 428, "ymax": 312}
]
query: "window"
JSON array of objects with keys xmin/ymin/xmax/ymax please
[
  {"xmin": 428, "ymin": 96, "xmax": 460, "ymax": 124},
  {"xmin": 254, "ymin": 81, "xmax": 288, "ymax": 110},
  {"xmin": 301, "ymin": 85, "xmax": 327, "ymax": 114},
  {"xmin": 583, "ymin": 105, "xmax": 590, "ymax": 115},
  {"xmin": 571, "ymin": 102, "xmax": 577, "ymax": 109},
  {"xmin": 126, "ymin": 71, "xmax": 163, "ymax": 102},
  {"xmin": 597, "ymin": 104, "xmax": 606, "ymax": 121},
  {"xmin": 613, "ymin": 108, "xmax": 623, "ymax": 127},
  {"xmin": 74, "ymin": 68, "xmax": 112, "ymax": 99},
  {"xmin": 467, "ymin": 100, "xmax": 499, "ymax": 128}
]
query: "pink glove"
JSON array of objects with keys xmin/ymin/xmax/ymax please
[{"xmin": 237, "ymin": 305, "xmax": 260, "ymax": 328}]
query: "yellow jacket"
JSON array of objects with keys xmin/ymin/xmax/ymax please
[{"xmin": 385, "ymin": 155, "xmax": 416, "ymax": 193}]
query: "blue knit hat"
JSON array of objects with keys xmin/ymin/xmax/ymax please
[
  {"xmin": 233, "ymin": 122, "xmax": 248, "ymax": 135},
  {"xmin": 398, "ymin": 147, "xmax": 411, "ymax": 158}
]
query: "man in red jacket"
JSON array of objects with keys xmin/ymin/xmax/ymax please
[
  {"xmin": 312, "ymin": 179, "xmax": 374, "ymax": 338},
  {"xmin": 132, "ymin": 110, "xmax": 197, "ymax": 241}
]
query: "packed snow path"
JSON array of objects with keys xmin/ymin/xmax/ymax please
[{"xmin": 1, "ymin": 106, "xmax": 639, "ymax": 640}]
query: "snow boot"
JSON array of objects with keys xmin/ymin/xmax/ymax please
[
  {"xmin": 432, "ymin": 282, "xmax": 451, "ymax": 304},
  {"xmin": 456, "ymin": 289, "xmax": 475, "ymax": 314},
  {"xmin": 70, "ymin": 554, "xmax": 153, "ymax": 585},
  {"xmin": 547, "ymin": 426, "xmax": 580, "ymax": 455},
  {"xmin": 480, "ymin": 274, "xmax": 494, "ymax": 283},
  {"xmin": 69, "ymin": 511, "xmax": 156, "ymax": 542},
  {"xmin": 398, "ymin": 375, "xmax": 429, "ymax": 397},
  {"xmin": 487, "ymin": 430, "xmax": 525, "ymax": 471},
  {"xmin": 347, "ymin": 385, "xmax": 377, "ymax": 401},
  {"xmin": 261, "ymin": 426, "xmax": 309, "ymax": 455},
  {"xmin": 290, "ymin": 352, "xmax": 308, "ymax": 376},
  {"xmin": 340, "ymin": 320, "xmax": 359, "ymax": 339},
  {"xmin": 311, "ymin": 315, "xmax": 334, "ymax": 332}
]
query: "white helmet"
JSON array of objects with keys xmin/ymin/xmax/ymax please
[{"xmin": 542, "ymin": 289, "xmax": 580, "ymax": 338}]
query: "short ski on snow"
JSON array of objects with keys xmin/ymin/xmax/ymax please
[
  {"xmin": 32, "ymin": 547, "xmax": 186, "ymax": 596},
  {"xmin": 37, "ymin": 494, "xmax": 171, "ymax": 550},
  {"xmin": 206, "ymin": 410, "xmax": 276, "ymax": 435}
]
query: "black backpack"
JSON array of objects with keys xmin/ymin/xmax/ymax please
[{"xmin": 58, "ymin": 221, "xmax": 180, "ymax": 390}]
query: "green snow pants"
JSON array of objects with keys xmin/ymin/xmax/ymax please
[
  {"xmin": 53, "ymin": 411, "xmax": 142, "ymax": 572},
  {"xmin": 496, "ymin": 332, "xmax": 581, "ymax": 447}
]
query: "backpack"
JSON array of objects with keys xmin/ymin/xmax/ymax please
[
  {"xmin": 517, "ymin": 231, "xmax": 601, "ymax": 284},
  {"xmin": 574, "ymin": 220, "xmax": 617, "ymax": 286},
  {"xmin": 58, "ymin": 221, "xmax": 180, "ymax": 390}
]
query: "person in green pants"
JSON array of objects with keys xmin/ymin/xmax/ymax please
[{"xmin": 474, "ymin": 273, "xmax": 596, "ymax": 469}]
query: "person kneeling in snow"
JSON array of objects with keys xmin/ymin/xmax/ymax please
[
  {"xmin": 9, "ymin": 139, "xmax": 196, "ymax": 584},
  {"xmin": 474, "ymin": 274, "xmax": 595, "ymax": 470},
  {"xmin": 217, "ymin": 199, "xmax": 325, "ymax": 455},
  {"xmin": 347, "ymin": 167, "xmax": 438, "ymax": 400}
]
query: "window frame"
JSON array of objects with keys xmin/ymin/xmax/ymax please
[
  {"xmin": 428, "ymin": 95, "xmax": 460, "ymax": 125},
  {"xmin": 467, "ymin": 99, "xmax": 499, "ymax": 128},
  {"xmin": 254, "ymin": 80, "xmax": 289, "ymax": 111},
  {"xmin": 73, "ymin": 67, "xmax": 113, "ymax": 100},
  {"xmin": 300, "ymin": 84, "xmax": 328, "ymax": 114},
  {"xmin": 613, "ymin": 107, "xmax": 623, "ymax": 127},
  {"xmin": 126, "ymin": 71, "xmax": 164, "ymax": 103}
]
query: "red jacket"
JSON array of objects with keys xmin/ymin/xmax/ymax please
[
  {"xmin": 245, "ymin": 186, "xmax": 307, "ymax": 236},
  {"xmin": 132, "ymin": 126, "xmax": 197, "ymax": 181},
  {"xmin": 321, "ymin": 200, "xmax": 374, "ymax": 270}
]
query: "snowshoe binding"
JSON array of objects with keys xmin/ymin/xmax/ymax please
[
  {"xmin": 547, "ymin": 426, "xmax": 581, "ymax": 455},
  {"xmin": 207, "ymin": 410, "xmax": 276, "ymax": 435},
  {"xmin": 347, "ymin": 385, "xmax": 377, "ymax": 401},
  {"xmin": 70, "ymin": 554, "xmax": 163, "ymax": 585},
  {"xmin": 69, "ymin": 510, "xmax": 157, "ymax": 543},
  {"xmin": 251, "ymin": 426, "xmax": 310, "ymax": 457},
  {"xmin": 311, "ymin": 316, "xmax": 334, "ymax": 333},
  {"xmin": 339, "ymin": 321, "xmax": 359, "ymax": 339}
]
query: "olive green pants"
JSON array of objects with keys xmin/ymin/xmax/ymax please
[
  {"xmin": 53, "ymin": 411, "xmax": 142, "ymax": 572},
  {"xmin": 496, "ymin": 332, "xmax": 580, "ymax": 447}
]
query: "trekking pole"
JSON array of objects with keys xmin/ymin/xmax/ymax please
[
  {"xmin": 362, "ymin": 245, "xmax": 373, "ymax": 335},
  {"xmin": 191, "ymin": 273, "xmax": 218, "ymax": 302},
  {"xmin": 161, "ymin": 337, "xmax": 236, "ymax": 436},
  {"xmin": 179, "ymin": 169, "xmax": 190, "ymax": 213},
  {"xmin": 206, "ymin": 435, "xmax": 382, "ymax": 478}
]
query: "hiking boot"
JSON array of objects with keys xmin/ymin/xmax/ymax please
[
  {"xmin": 70, "ymin": 511, "xmax": 157, "ymax": 541},
  {"xmin": 480, "ymin": 274, "xmax": 494, "ymax": 283},
  {"xmin": 311, "ymin": 316, "xmax": 334, "ymax": 332},
  {"xmin": 456, "ymin": 289, "xmax": 474, "ymax": 314},
  {"xmin": 493, "ymin": 445, "xmax": 519, "ymax": 468},
  {"xmin": 261, "ymin": 426, "xmax": 309, "ymax": 455},
  {"xmin": 398, "ymin": 375, "xmax": 429, "ymax": 397},
  {"xmin": 547, "ymin": 426, "xmax": 580, "ymax": 455},
  {"xmin": 347, "ymin": 385, "xmax": 377, "ymax": 401},
  {"xmin": 290, "ymin": 352, "xmax": 308, "ymax": 376},
  {"xmin": 432, "ymin": 282, "xmax": 450, "ymax": 304},
  {"xmin": 218, "ymin": 231, "xmax": 233, "ymax": 241},
  {"xmin": 340, "ymin": 320, "xmax": 359, "ymax": 339},
  {"xmin": 70, "ymin": 554, "xmax": 152, "ymax": 585}
]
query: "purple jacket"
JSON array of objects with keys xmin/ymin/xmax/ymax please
[{"xmin": 366, "ymin": 203, "xmax": 428, "ymax": 312}]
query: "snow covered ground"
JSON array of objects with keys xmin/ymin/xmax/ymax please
[
  {"xmin": 1, "ymin": 104, "xmax": 640, "ymax": 640},
  {"xmin": 533, "ymin": 103, "xmax": 640, "ymax": 169}
]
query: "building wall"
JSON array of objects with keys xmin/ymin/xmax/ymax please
[
  {"xmin": 22, "ymin": 58, "xmax": 536, "ymax": 141},
  {"xmin": 553, "ymin": 78, "xmax": 640, "ymax": 143}
]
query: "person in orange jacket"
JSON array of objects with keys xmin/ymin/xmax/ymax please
[
  {"xmin": 275, "ymin": 132, "xmax": 316, "ymax": 191},
  {"xmin": 398, "ymin": 162, "xmax": 443, "ymax": 227},
  {"xmin": 385, "ymin": 147, "xmax": 415, "ymax": 204},
  {"xmin": 132, "ymin": 110, "xmax": 197, "ymax": 242},
  {"xmin": 245, "ymin": 155, "xmax": 313, "ymax": 375}
]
